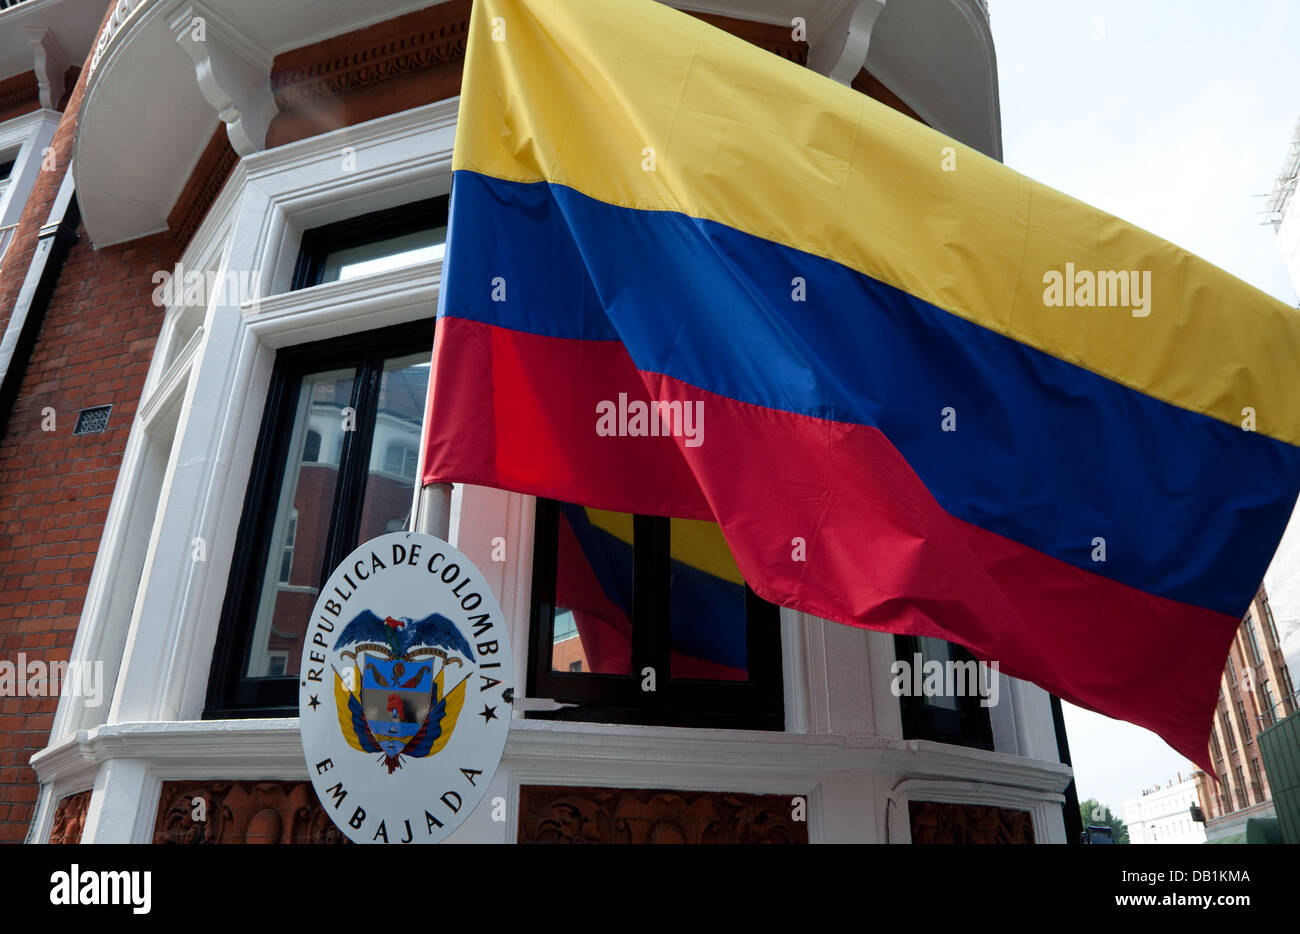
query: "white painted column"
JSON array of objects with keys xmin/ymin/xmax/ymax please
[{"xmin": 78, "ymin": 759, "xmax": 154, "ymax": 844}]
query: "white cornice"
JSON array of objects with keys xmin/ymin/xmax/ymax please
[
  {"xmin": 0, "ymin": 106, "xmax": 55, "ymax": 140},
  {"xmin": 245, "ymin": 262, "xmax": 439, "ymax": 348},
  {"xmin": 30, "ymin": 718, "xmax": 302, "ymax": 785},
  {"xmin": 167, "ymin": 99, "xmax": 457, "ymax": 297},
  {"xmin": 31, "ymin": 717, "xmax": 1073, "ymax": 796},
  {"xmin": 243, "ymin": 98, "xmax": 459, "ymax": 184}
]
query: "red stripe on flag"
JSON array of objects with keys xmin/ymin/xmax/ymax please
[
  {"xmin": 423, "ymin": 316, "xmax": 711, "ymax": 518},
  {"xmin": 427, "ymin": 317, "xmax": 1234, "ymax": 770}
]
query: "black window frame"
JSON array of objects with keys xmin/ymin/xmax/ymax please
[
  {"xmin": 527, "ymin": 498, "xmax": 784, "ymax": 731},
  {"xmin": 290, "ymin": 195, "xmax": 449, "ymax": 290},
  {"xmin": 893, "ymin": 634, "xmax": 995, "ymax": 751},
  {"xmin": 204, "ymin": 317, "xmax": 435, "ymax": 718},
  {"xmin": 206, "ymin": 197, "xmax": 448, "ymax": 718}
]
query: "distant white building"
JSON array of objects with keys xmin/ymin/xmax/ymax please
[{"xmin": 1123, "ymin": 777, "xmax": 1206, "ymax": 845}]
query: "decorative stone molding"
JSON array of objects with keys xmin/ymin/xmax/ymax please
[
  {"xmin": 152, "ymin": 780, "xmax": 349, "ymax": 843},
  {"xmin": 24, "ymin": 27, "xmax": 68, "ymax": 111},
  {"xmin": 518, "ymin": 784, "xmax": 809, "ymax": 843},
  {"xmin": 48, "ymin": 790, "xmax": 93, "ymax": 844},
  {"xmin": 908, "ymin": 801, "xmax": 1035, "ymax": 844},
  {"xmin": 88, "ymin": 0, "xmax": 141, "ymax": 77},
  {"xmin": 270, "ymin": 1, "xmax": 472, "ymax": 111},
  {"xmin": 166, "ymin": 128, "xmax": 238, "ymax": 249},
  {"xmin": 170, "ymin": 1, "xmax": 276, "ymax": 157}
]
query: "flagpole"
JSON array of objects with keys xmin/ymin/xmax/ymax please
[{"xmin": 415, "ymin": 482, "xmax": 453, "ymax": 539}]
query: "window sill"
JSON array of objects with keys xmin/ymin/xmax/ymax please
[
  {"xmin": 244, "ymin": 261, "xmax": 439, "ymax": 350},
  {"xmin": 32, "ymin": 715, "xmax": 1073, "ymax": 796}
]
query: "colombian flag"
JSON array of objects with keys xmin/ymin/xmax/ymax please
[{"xmin": 422, "ymin": 0, "xmax": 1300, "ymax": 769}]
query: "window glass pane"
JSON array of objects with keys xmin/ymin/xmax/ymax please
[
  {"xmin": 1244, "ymin": 616, "xmax": 1263, "ymax": 664},
  {"xmin": 278, "ymin": 510, "xmax": 298, "ymax": 583},
  {"xmin": 913, "ymin": 637, "xmax": 963, "ymax": 711},
  {"xmin": 668, "ymin": 517, "xmax": 748, "ymax": 681},
  {"xmin": 358, "ymin": 353, "xmax": 429, "ymax": 542},
  {"xmin": 551, "ymin": 504, "xmax": 634, "ymax": 675},
  {"xmin": 245, "ymin": 368, "xmax": 356, "ymax": 678},
  {"xmin": 303, "ymin": 430, "xmax": 321, "ymax": 462},
  {"xmin": 319, "ymin": 227, "xmax": 446, "ymax": 283}
]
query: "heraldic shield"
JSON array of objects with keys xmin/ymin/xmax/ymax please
[
  {"xmin": 362, "ymin": 657, "xmax": 436, "ymax": 757},
  {"xmin": 331, "ymin": 610, "xmax": 473, "ymax": 773}
]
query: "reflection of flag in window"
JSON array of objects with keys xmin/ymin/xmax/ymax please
[{"xmin": 555, "ymin": 504, "xmax": 747, "ymax": 680}]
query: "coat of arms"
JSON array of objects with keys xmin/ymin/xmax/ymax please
[
  {"xmin": 299, "ymin": 533, "xmax": 512, "ymax": 844},
  {"xmin": 332, "ymin": 610, "xmax": 475, "ymax": 773}
]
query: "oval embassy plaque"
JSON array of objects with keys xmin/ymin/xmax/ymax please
[{"xmin": 298, "ymin": 532, "xmax": 513, "ymax": 844}]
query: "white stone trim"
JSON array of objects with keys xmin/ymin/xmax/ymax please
[
  {"xmin": 31, "ymin": 717, "xmax": 1072, "ymax": 842},
  {"xmin": 0, "ymin": 109, "xmax": 60, "ymax": 236},
  {"xmin": 244, "ymin": 263, "xmax": 438, "ymax": 348}
]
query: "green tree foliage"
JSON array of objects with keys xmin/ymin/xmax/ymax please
[{"xmin": 1079, "ymin": 797, "xmax": 1130, "ymax": 844}]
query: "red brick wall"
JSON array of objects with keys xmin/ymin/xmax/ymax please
[
  {"xmin": 0, "ymin": 222, "xmax": 182, "ymax": 841},
  {"xmin": 0, "ymin": 1, "xmax": 113, "ymax": 844}
]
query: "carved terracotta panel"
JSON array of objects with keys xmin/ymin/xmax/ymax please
[
  {"xmin": 48, "ymin": 790, "xmax": 93, "ymax": 844},
  {"xmin": 0, "ymin": 70, "xmax": 39, "ymax": 123},
  {"xmin": 152, "ymin": 780, "xmax": 349, "ymax": 844},
  {"xmin": 166, "ymin": 129, "xmax": 238, "ymax": 249},
  {"xmin": 908, "ymin": 800, "xmax": 1035, "ymax": 844},
  {"xmin": 518, "ymin": 784, "xmax": 808, "ymax": 844}
]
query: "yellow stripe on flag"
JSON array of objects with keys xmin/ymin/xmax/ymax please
[{"xmin": 456, "ymin": 0, "xmax": 1300, "ymax": 446}]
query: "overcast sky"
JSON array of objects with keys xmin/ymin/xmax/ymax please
[{"xmin": 988, "ymin": 0, "xmax": 1300, "ymax": 813}]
